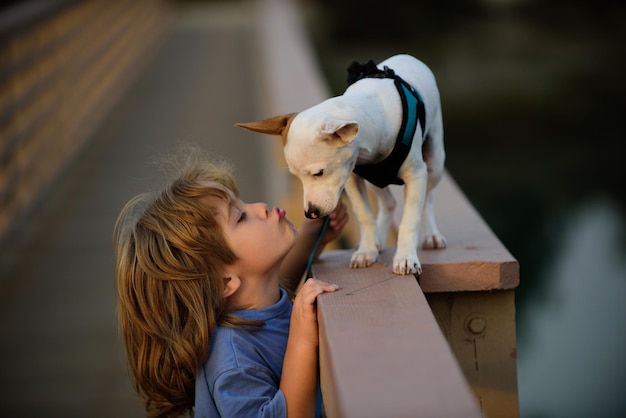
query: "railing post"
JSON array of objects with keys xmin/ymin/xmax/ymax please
[{"xmin": 427, "ymin": 290, "xmax": 518, "ymax": 416}]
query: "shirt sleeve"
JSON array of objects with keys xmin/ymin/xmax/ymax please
[{"xmin": 212, "ymin": 367, "xmax": 287, "ymax": 418}]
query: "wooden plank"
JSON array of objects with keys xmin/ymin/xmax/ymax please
[
  {"xmin": 321, "ymin": 172, "xmax": 519, "ymax": 293},
  {"xmin": 315, "ymin": 258, "xmax": 482, "ymax": 418},
  {"xmin": 386, "ymin": 173, "xmax": 519, "ymax": 292}
]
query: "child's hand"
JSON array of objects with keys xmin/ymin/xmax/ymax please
[
  {"xmin": 282, "ymin": 279, "xmax": 338, "ymax": 414},
  {"xmin": 279, "ymin": 202, "xmax": 348, "ymax": 293},
  {"xmin": 289, "ymin": 279, "xmax": 339, "ymax": 347},
  {"xmin": 320, "ymin": 200, "xmax": 349, "ymax": 247}
]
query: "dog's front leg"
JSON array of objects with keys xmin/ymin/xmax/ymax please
[
  {"xmin": 394, "ymin": 168, "xmax": 428, "ymax": 275},
  {"xmin": 344, "ymin": 174, "xmax": 379, "ymax": 268},
  {"xmin": 368, "ymin": 184, "xmax": 396, "ymax": 248},
  {"xmin": 420, "ymin": 191, "xmax": 446, "ymax": 249}
]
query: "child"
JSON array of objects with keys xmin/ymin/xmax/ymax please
[{"xmin": 113, "ymin": 150, "xmax": 348, "ymax": 418}]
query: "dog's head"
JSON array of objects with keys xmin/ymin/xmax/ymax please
[{"xmin": 236, "ymin": 112, "xmax": 359, "ymax": 219}]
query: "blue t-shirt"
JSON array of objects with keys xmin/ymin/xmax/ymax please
[{"xmin": 194, "ymin": 289, "xmax": 321, "ymax": 418}]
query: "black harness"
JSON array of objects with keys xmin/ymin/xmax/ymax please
[{"xmin": 346, "ymin": 60, "xmax": 426, "ymax": 188}]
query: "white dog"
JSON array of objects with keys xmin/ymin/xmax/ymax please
[{"xmin": 237, "ymin": 54, "xmax": 446, "ymax": 275}]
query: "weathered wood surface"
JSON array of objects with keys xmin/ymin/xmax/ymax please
[
  {"xmin": 315, "ymin": 256, "xmax": 482, "ymax": 418},
  {"xmin": 314, "ymin": 249, "xmax": 519, "ymax": 418},
  {"xmin": 327, "ymin": 172, "xmax": 520, "ymax": 293},
  {"xmin": 314, "ymin": 170, "xmax": 521, "ymax": 418}
]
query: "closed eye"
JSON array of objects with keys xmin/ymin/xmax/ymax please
[{"xmin": 231, "ymin": 204, "xmax": 246, "ymax": 223}]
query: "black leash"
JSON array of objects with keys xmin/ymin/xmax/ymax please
[{"xmin": 304, "ymin": 216, "xmax": 330, "ymax": 280}]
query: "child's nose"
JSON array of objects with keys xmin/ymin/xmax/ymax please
[{"xmin": 251, "ymin": 202, "xmax": 269, "ymax": 218}]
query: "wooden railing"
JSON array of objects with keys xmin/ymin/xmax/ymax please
[
  {"xmin": 0, "ymin": 0, "xmax": 171, "ymax": 243},
  {"xmin": 252, "ymin": 1, "xmax": 520, "ymax": 417},
  {"xmin": 314, "ymin": 179, "xmax": 519, "ymax": 417}
]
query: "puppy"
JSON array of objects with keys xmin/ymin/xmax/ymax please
[{"xmin": 237, "ymin": 54, "xmax": 446, "ymax": 275}]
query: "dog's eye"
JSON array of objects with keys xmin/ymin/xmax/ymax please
[{"xmin": 313, "ymin": 170, "xmax": 324, "ymax": 177}]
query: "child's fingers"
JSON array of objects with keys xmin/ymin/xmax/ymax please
[
  {"xmin": 306, "ymin": 278, "xmax": 339, "ymax": 292},
  {"xmin": 299, "ymin": 279, "xmax": 339, "ymax": 306},
  {"xmin": 328, "ymin": 201, "xmax": 349, "ymax": 229},
  {"xmin": 330, "ymin": 212, "xmax": 348, "ymax": 230},
  {"xmin": 329, "ymin": 201, "xmax": 346, "ymax": 218}
]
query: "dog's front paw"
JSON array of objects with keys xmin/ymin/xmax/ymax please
[
  {"xmin": 421, "ymin": 233, "xmax": 447, "ymax": 250},
  {"xmin": 392, "ymin": 253, "xmax": 422, "ymax": 276},
  {"xmin": 350, "ymin": 249, "xmax": 378, "ymax": 269}
]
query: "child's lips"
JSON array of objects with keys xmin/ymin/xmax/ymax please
[
  {"xmin": 274, "ymin": 206, "xmax": 286, "ymax": 220},
  {"xmin": 275, "ymin": 206, "xmax": 295, "ymax": 230}
]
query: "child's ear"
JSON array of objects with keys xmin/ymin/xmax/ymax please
[{"xmin": 222, "ymin": 276, "xmax": 241, "ymax": 298}]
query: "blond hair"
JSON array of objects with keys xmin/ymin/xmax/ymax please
[{"xmin": 113, "ymin": 153, "xmax": 260, "ymax": 417}]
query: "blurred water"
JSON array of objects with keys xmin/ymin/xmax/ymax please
[
  {"xmin": 310, "ymin": 0, "xmax": 626, "ymax": 416},
  {"xmin": 518, "ymin": 198, "xmax": 626, "ymax": 417}
]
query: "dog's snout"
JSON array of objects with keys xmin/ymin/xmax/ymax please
[{"xmin": 305, "ymin": 204, "xmax": 321, "ymax": 219}]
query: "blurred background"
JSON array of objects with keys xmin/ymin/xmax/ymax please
[
  {"xmin": 0, "ymin": 0, "xmax": 625, "ymax": 417},
  {"xmin": 308, "ymin": 0, "xmax": 626, "ymax": 416}
]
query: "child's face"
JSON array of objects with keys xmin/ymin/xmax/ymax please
[{"xmin": 217, "ymin": 198, "xmax": 297, "ymax": 276}]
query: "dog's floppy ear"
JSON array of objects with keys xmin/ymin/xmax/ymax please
[
  {"xmin": 236, "ymin": 113, "xmax": 297, "ymax": 145},
  {"xmin": 322, "ymin": 119, "xmax": 359, "ymax": 144}
]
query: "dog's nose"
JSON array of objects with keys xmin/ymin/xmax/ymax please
[{"xmin": 305, "ymin": 204, "xmax": 320, "ymax": 219}]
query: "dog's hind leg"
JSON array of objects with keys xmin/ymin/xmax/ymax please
[
  {"xmin": 420, "ymin": 191, "xmax": 446, "ymax": 249},
  {"xmin": 344, "ymin": 174, "xmax": 379, "ymax": 268},
  {"xmin": 421, "ymin": 116, "xmax": 446, "ymax": 249},
  {"xmin": 393, "ymin": 163, "xmax": 428, "ymax": 275},
  {"xmin": 368, "ymin": 184, "xmax": 396, "ymax": 248}
]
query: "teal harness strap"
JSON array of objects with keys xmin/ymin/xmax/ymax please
[
  {"xmin": 397, "ymin": 78, "xmax": 425, "ymax": 147},
  {"xmin": 347, "ymin": 60, "xmax": 426, "ymax": 188}
]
